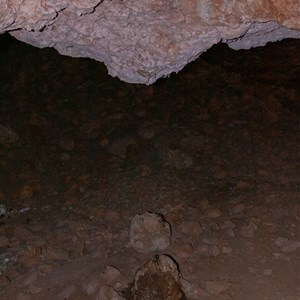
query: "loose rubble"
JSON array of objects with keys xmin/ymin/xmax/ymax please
[{"xmin": 0, "ymin": 37, "xmax": 299, "ymax": 299}]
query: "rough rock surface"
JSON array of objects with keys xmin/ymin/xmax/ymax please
[
  {"xmin": 129, "ymin": 212, "xmax": 171, "ymax": 253},
  {"xmin": 1, "ymin": 0, "xmax": 299, "ymax": 84},
  {"xmin": 125, "ymin": 255, "xmax": 186, "ymax": 300}
]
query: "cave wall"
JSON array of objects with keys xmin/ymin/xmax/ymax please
[{"xmin": 1, "ymin": 0, "xmax": 299, "ymax": 84}]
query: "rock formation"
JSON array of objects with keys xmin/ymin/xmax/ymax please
[{"xmin": 1, "ymin": 0, "xmax": 299, "ymax": 84}]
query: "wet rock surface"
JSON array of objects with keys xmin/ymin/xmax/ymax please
[{"xmin": 0, "ymin": 37, "xmax": 299, "ymax": 299}]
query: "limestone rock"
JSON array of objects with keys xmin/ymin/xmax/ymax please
[
  {"xmin": 1, "ymin": 0, "xmax": 299, "ymax": 84},
  {"xmin": 129, "ymin": 212, "xmax": 171, "ymax": 253}
]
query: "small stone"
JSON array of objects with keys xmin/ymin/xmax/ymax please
[
  {"xmin": 174, "ymin": 243, "xmax": 194, "ymax": 258},
  {"xmin": 205, "ymin": 280, "xmax": 232, "ymax": 295},
  {"xmin": 205, "ymin": 207, "xmax": 223, "ymax": 219},
  {"xmin": 275, "ymin": 237, "xmax": 288, "ymax": 247},
  {"xmin": 196, "ymin": 244, "xmax": 210, "ymax": 257},
  {"xmin": 179, "ymin": 221, "xmax": 203, "ymax": 237},
  {"xmin": 263, "ymin": 269, "xmax": 272, "ymax": 276},
  {"xmin": 0, "ymin": 235, "xmax": 9, "ymax": 247},
  {"xmin": 96, "ymin": 285, "xmax": 124, "ymax": 300},
  {"xmin": 59, "ymin": 137, "xmax": 75, "ymax": 151},
  {"xmin": 82, "ymin": 275, "xmax": 103, "ymax": 295},
  {"xmin": 16, "ymin": 293, "xmax": 31, "ymax": 300},
  {"xmin": 0, "ymin": 274, "xmax": 11, "ymax": 287},
  {"xmin": 281, "ymin": 240, "xmax": 300, "ymax": 253},
  {"xmin": 38, "ymin": 264, "xmax": 55, "ymax": 275},
  {"xmin": 221, "ymin": 219, "xmax": 236, "ymax": 230},
  {"xmin": 209, "ymin": 245, "xmax": 221, "ymax": 257},
  {"xmin": 181, "ymin": 279, "xmax": 210, "ymax": 299},
  {"xmin": 107, "ymin": 136, "xmax": 137, "ymax": 158},
  {"xmin": 229, "ymin": 203, "xmax": 246, "ymax": 215},
  {"xmin": 225, "ymin": 229, "xmax": 236, "ymax": 237},
  {"xmin": 103, "ymin": 266, "xmax": 123, "ymax": 286},
  {"xmin": 0, "ymin": 124, "xmax": 19, "ymax": 145},
  {"xmin": 58, "ymin": 285, "xmax": 89, "ymax": 300},
  {"xmin": 22, "ymin": 271, "xmax": 38, "ymax": 286},
  {"xmin": 18, "ymin": 185, "xmax": 33, "ymax": 199},
  {"xmin": 234, "ymin": 181, "xmax": 252, "ymax": 191},
  {"xmin": 222, "ymin": 246, "xmax": 232, "ymax": 254},
  {"xmin": 138, "ymin": 124, "xmax": 159, "ymax": 139},
  {"xmin": 46, "ymin": 245, "xmax": 69, "ymax": 261},
  {"xmin": 60, "ymin": 153, "xmax": 71, "ymax": 161},
  {"xmin": 99, "ymin": 138, "xmax": 109, "ymax": 147},
  {"xmin": 27, "ymin": 284, "xmax": 42, "ymax": 294},
  {"xmin": 240, "ymin": 224, "xmax": 255, "ymax": 238},
  {"xmin": 214, "ymin": 170, "xmax": 227, "ymax": 179},
  {"xmin": 129, "ymin": 212, "xmax": 171, "ymax": 253}
]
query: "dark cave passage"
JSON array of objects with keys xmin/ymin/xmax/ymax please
[{"xmin": 0, "ymin": 34, "xmax": 299, "ymax": 300}]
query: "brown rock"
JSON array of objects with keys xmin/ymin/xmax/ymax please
[
  {"xmin": 46, "ymin": 245, "xmax": 70, "ymax": 261},
  {"xmin": 205, "ymin": 280, "xmax": 232, "ymax": 295},
  {"xmin": 128, "ymin": 255, "xmax": 186, "ymax": 300},
  {"xmin": 179, "ymin": 221, "xmax": 203, "ymax": 237},
  {"xmin": 58, "ymin": 285, "xmax": 89, "ymax": 300},
  {"xmin": 0, "ymin": 274, "xmax": 11, "ymax": 287},
  {"xmin": 205, "ymin": 206, "xmax": 223, "ymax": 219},
  {"xmin": 59, "ymin": 137, "xmax": 75, "ymax": 151},
  {"xmin": 174, "ymin": 243, "xmax": 194, "ymax": 258}
]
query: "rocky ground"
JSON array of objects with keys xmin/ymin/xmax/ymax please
[{"xmin": 0, "ymin": 35, "xmax": 299, "ymax": 300}]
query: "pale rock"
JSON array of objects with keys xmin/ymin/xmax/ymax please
[
  {"xmin": 225, "ymin": 229, "xmax": 236, "ymax": 238},
  {"xmin": 205, "ymin": 206, "xmax": 223, "ymax": 219},
  {"xmin": 82, "ymin": 275, "xmax": 103, "ymax": 296},
  {"xmin": 205, "ymin": 280, "xmax": 232, "ymax": 295},
  {"xmin": 96, "ymin": 285, "xmax": 125, "ymax": 300},
  {"xmin": 174, "ymin": 243, "xmax": 194, "ymax": 258},
  {"xmin": 196, "ymin": 244, "xmax": 210, "ymax": 257},
  {"xmin": 0, "ymin": 0, "xmax": 299, "ymax": 84},
  {"xmin": 27, "ymin": 284, "xmax": 42, "ymax": 294},
  {"xmin": 275, "ymin": 237, "xmax": 288, "ymax": 247},
  {"xmin": 221, "ymin": 219, "xmax": 236, "ymax": 230},
  {"xmin": 181, "ymin": 279, "xmax": 210, "ymax": 299},
  {"xmin": 37, "ymin": 264, "xmax": 55, "ymax": 275},
  {"xmin": 222, "ymin": 246, "xmax": 233, "ymax": 255},
  {"xmin": 209, "ymin": 245, "xmax": 221, "ymax": 257},
  {"xmin": 179, "ymin": 221, "xmax": 203, "ymax": 237},
  {"xmin": 263, "ymin": 269, "xmax": 273, "ymax": 276},
  {"xmin": 129, "ymin": 212, "xmax": 171, "ymax": 253},
  {"xmin": 281, "ymin": 240, "xmax": 300, "ymax": 253},
  {"xmin": 103, "ymin": 266, "xmax": 124, "ymax": 287},
  {"xmin": 58, "ymin": 284, "xmax": 89, "ymax": 300}
]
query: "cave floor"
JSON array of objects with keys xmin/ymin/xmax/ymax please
[{"xmin": 0, "ymin": 37, "xmax": 299, "ymax": 299}]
